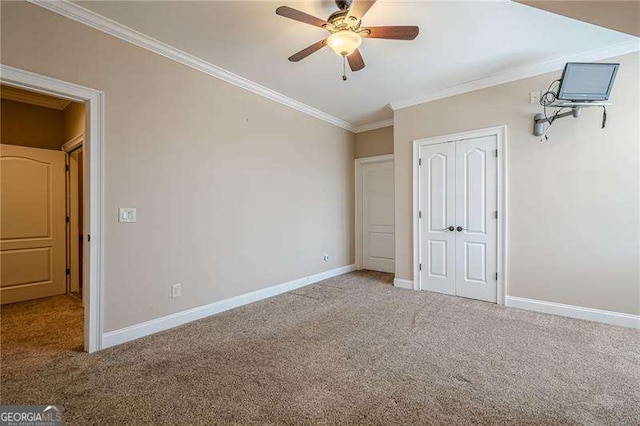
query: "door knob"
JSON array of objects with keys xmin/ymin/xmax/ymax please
[
  {"xmin": 448, "ymin": 226, "xmax": 455, "ymax": 231},
  {"xmin": 456, "ymin": 226, "xmax": 465, "ymax": 232}
]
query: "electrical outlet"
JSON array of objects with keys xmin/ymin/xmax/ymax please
[
  {"xmin": 529, "ymin": 90, "xmax": 541, "ymax": 105},
  {"xmin": 118, "ymin": 207, "xmax": 137, "ymax": 223},
  {"xmin": 323, "ymin": 254, "xmax": 330, "ymax": 262},
  {"xmin": 171, "ymin": 283, "xmax": 182, "ymax": 298}
]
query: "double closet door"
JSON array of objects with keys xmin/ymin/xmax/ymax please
[{"xmin": 418, "ymin": 135, "xmax": 497, "ymax": 302}]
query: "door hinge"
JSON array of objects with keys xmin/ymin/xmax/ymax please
[
  {"xmin": 66, "ymin": 216, "xmax": 70, "ymax": 223},
  {"xmin": 65, "ymin": 164, "xmax": 70, "ymax": 172},
  {"xmin": 494, "ymin": 210, "xmax": 498, "ymax": 219},
  {"xmin": 419, "ymin": 211, "xmax": 422, "ymax": 219},
  {"xmin": 87, "ymin": 234, "xmax": 91, "ymax": 242},
  {"xmin": 495, "ymin": 272, "xmax": 498, "ymax": 280},
  {"xmin": 495, "ymin": 149, "xmax": 498, "ymax": 157},
  {"xmin": 66, "ymin": 268, "xmax": 70, "ymax": 275},
  {"xmin": 419, "ymin": 263, "xmax": 422, "ymax": 271},
  {"xmin": 418, "ymin": 158, "xmax": 422, "ymax": 166}
]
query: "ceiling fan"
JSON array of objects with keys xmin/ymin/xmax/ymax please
[{"xmin": 276, "ymin": 0, "xmax": 419, "ymax": 80}]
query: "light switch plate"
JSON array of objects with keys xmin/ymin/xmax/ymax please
[
  {"xmin": 171, "ymin": 283, "xmax": 182, "ymax": 298},
  {"xmin": 118, "ymin": 207, "xmax": 137, "ymax": 223}
]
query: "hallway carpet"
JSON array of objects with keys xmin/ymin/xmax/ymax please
[{"xmin": 1, "ymin": 271, "xmax": 639, "ymax": 424}]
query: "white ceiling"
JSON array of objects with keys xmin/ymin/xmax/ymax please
[{"xmin": 75, "ymin": 1, "xmax": 637, "ymax": 127}]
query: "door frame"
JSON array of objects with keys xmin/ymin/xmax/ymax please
[
  {"xmin": 412, "ymin": 126, "xmax": 507, "ymax": 304},
  {"xmin": 62, "ymin": 133, "xmax": 84, "ymax": 153},
  {"xmin": 63, "ymin": 134, "xmax": 84, "ymax": 302},
  {"xmin": 355, "ymin": 154, "xmax": 394, "ymax": 271},
  {"xmin": 1, "ymin": 65, "xmax": 105, "ymax": 352}
]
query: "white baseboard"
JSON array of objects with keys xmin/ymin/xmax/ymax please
[
  {"xmin": 393, "ymin": 278, "xmax": 414, "ymax": 290},
  {"xmin": 506, "ymin": 296, "xmax": 640, "ymax": 329},
  {"xmin": 102, "ymin": 264, "xmax": 356, "ymax": 349}
]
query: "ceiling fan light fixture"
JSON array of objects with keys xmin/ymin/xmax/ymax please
[
  {"xmin": 327, "ymin": 30, "xmax": 362, "ymax": 57},
  {"xmin": 277, "ymin": 0, "xmax": 420, "ymax": 77}
]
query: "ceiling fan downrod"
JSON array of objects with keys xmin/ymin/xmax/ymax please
[{"xmin": 335, "ymin": 0, "xmax": 353, "ymax": 11}]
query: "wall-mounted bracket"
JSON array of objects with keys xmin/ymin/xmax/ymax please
[{"xmin": 533, "ymin": 102, "xmax": 611, "ymax": 137}]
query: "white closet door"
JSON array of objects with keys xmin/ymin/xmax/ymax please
[
  {"xmin": 419, "ymin": 143, "xmax": 456, "ymax": 295},
  {"xmin": 362, "ymin": 160, "xmax": 395, "ymax": 273},
  {"xmin": 454, "ymin": 135, "xmax": 497, "ymax": 302}
]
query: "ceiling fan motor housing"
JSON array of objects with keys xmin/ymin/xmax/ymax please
[
  {"xmin": 326, "ymin": 9, "xmax": 363, "ymax": 33},
  {"xmin": 335, "ymin": 0, "xmax": 353, "ymax": 11}
]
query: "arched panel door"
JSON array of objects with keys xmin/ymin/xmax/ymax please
[
  {"xmin": 418, "ymin": 135, "xmax": 497, "ymax": 302},
  {"xmin": 1, "ymin": 144, "xmax": 66, "ymax": 304},
  {"xmin": 455, "ymin": 136, "xmax": 497, "ymax": 302},
  {"xmin": 419, "ymin": 142, "xmax": 456, "ymax": 295}
]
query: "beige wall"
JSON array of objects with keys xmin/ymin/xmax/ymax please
[
  {"xmin": 0, "ymin": 98, "xmax": 65, "ymax": 149},
  {"xmin": 355, "ymin": 126, "xmax": 393, "ymax": 158},
  {"xmin": 395, "ymin": 52, "xmax": 640, "ymax": 315},
  {"xmin": 0, "ymin": 95, "xmax": 83, "ymax": 149},
  {"xmin": 63, "ymin": 101, "xmax": 85, "ymax": 142},
  {"xmin": 1, "ymin": 1, "xmax": 355, "ymax": 332}
]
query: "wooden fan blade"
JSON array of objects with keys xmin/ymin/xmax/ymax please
[
  {"xmin": 276, "ymin": 6, "xmax": 327, "ymax": 28},
  {"xmin": 364, "ymin": 26, "xmax": 419, "ymax": 40},
  {"xmin": 348, "ymin": 49, "xmax": 365, "ymax": 71},
  {"xmin": 347, "ymin": 0, "xmax": 377, "ymax": 20},
  {"xmin": 288, "ymin": 39, "xmax": 327, "ymax": 62}
]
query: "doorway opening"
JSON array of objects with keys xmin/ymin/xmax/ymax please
[
  {"xmin": 1, "ymin": 84, "xmax": 86, "ymax": 352},
  {"xmin": 413, "ymin": 126, "xmax": 507, "ymax": 304},
  {"xmin": 1, "ymin": 65, "xmax": 104, "ymax": 352}
]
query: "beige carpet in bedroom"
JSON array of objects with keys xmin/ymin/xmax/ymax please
[{"xmin": 1, "ymin": 270, "xmax": 639, "ymax": 424}]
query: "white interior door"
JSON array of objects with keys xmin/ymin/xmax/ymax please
[
  {"xmin": 455, "ymin": 136, "xmax": 497, "ymax": 302},
  {"xmin": 419, "ymin": 143, "xmax": 456, "ymax": 295},
  {"xmin": 418, "ymin": 136, "xmax": 498, "ymax": 302},
  {"xmin": 361, "ymin": 159, "xmax": 395, "ymax": 273},
  {"xmin": 1, "ymin": 144, "xmax": 66, "ymax": 304}
]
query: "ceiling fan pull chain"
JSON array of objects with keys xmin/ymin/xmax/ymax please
[{"xmin": 342, "ymin": 56, "xmax": 347, "ymax": 81}]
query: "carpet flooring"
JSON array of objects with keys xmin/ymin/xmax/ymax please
[{"xmin": 1, "ymin": 271, "xmax": 639, "ymax": 424}]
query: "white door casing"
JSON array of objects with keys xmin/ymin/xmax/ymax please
[
  {"xmin": 455, "ymin": 136, "xmax": 497, "ymax": 302},
  {"xmin": 419, "ymin": 142, "xmax": 456, "ymax": 295},
  {"xmin": 0, "ymin": 144, "xmax": 66, "ymax": 304},
  {"xmin": 414, "ymin": 126, "xmax": 506, "ymax": 304},
  {"xmin": 355, "ymin": 155, "xmax": 395, "ymax": 273}
]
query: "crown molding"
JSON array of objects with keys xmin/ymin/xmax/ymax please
[
  {"xmin": 353, "ymin": 118, "xmax": 394, "ymax": 133},
  {"xmin": 26, "ymin": 1, "xmax": 640, "ymax": 129},
  {"xmin": 390, "ymin": 39, "xmax": 640, "ymax": 111},
  {"xmin": 27, "ymin": 0, "xmax": 355, "ymax": 132},
  {"xmin": 1, "ymin": 84, "xmax": 72, "ymax": 109}
]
